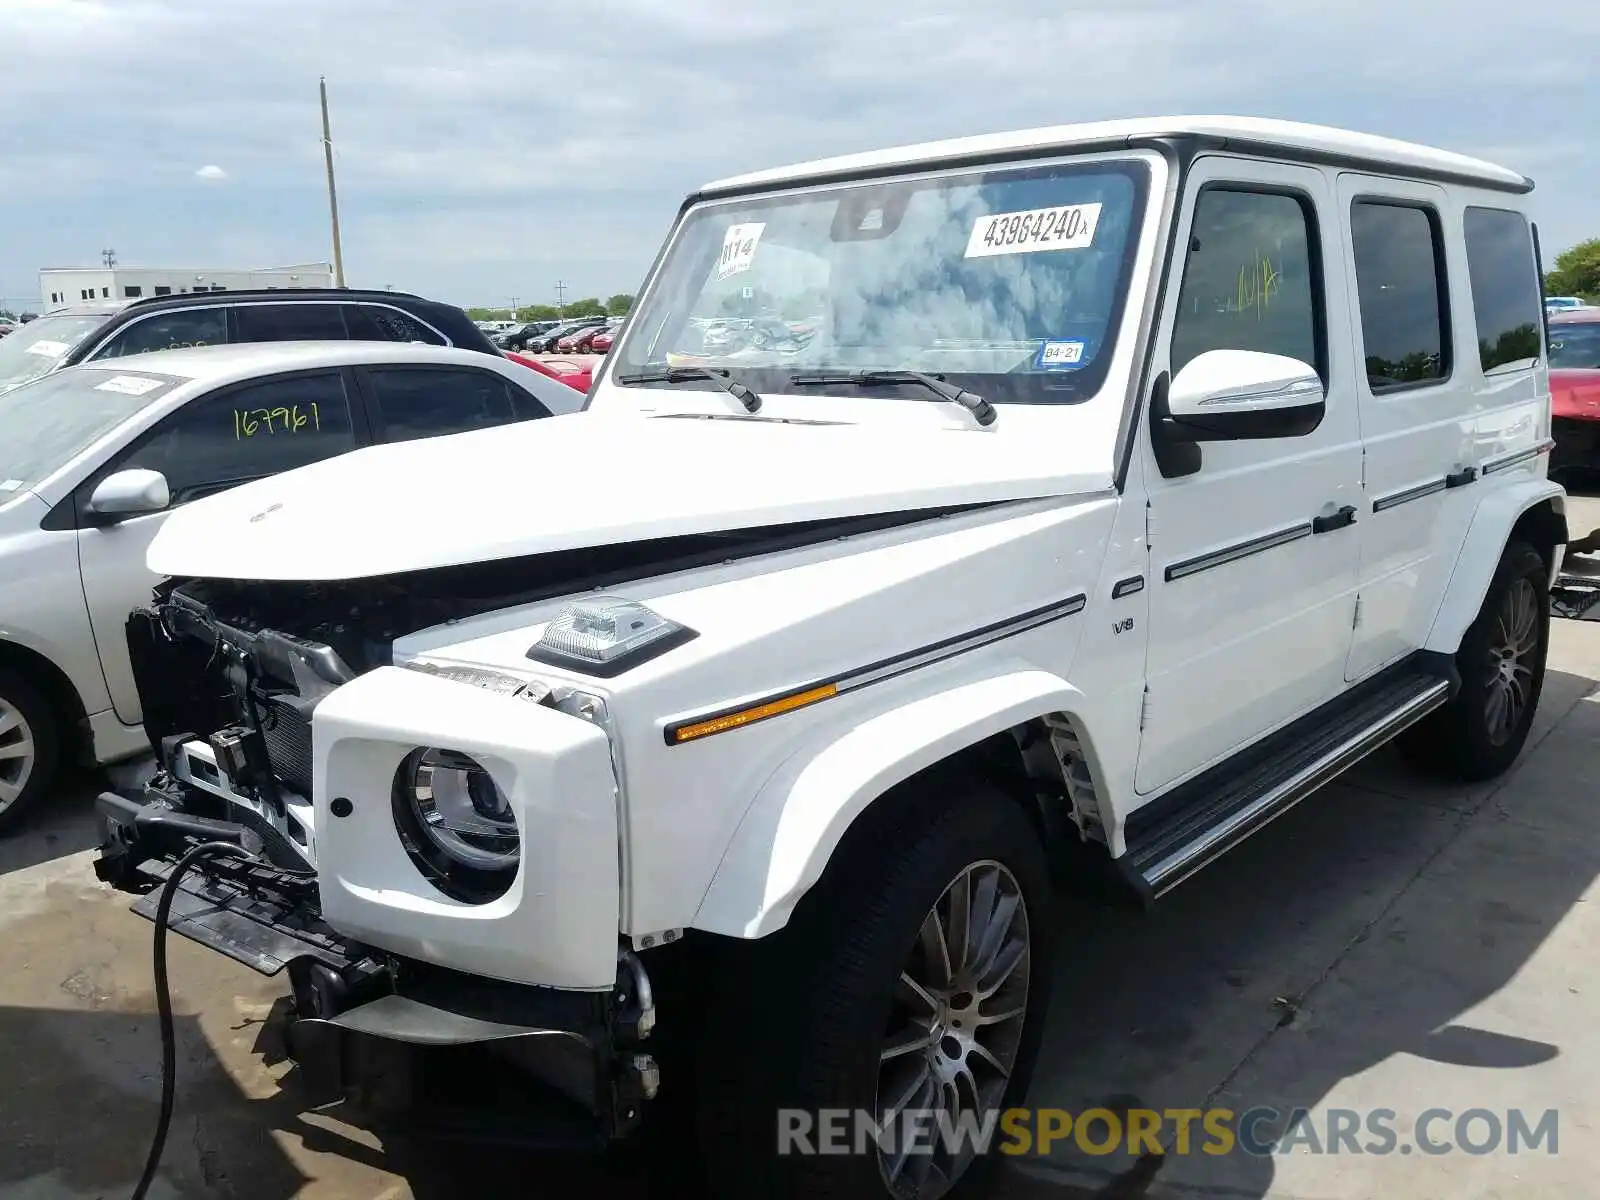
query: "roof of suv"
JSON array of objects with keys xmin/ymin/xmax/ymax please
[
  {"xmin": 697, "ymin": 115, "xmax": 1532, "ymax": 197},
  {"xmin": 55, "ymin": 288, "xmax": 500, "ymax": 367}
]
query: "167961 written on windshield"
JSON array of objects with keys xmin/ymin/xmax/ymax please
[
  {"xmin": 964, "ymin": 202, "xmax": 1102, "ymax": 259},
  {"xmin": 234, "ymin": 404, "xmax": 322, "ymax": 440}
]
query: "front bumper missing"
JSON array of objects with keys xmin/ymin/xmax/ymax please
[{"xmin": 93, "ymin": 785, "xmax": 660, "ymax": 1146}]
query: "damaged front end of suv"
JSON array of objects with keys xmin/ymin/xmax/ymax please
[{"xmin": 94, "ymin": 566, "xmax": 669, "ymax": 1146}]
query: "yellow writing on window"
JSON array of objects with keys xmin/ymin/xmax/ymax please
[
  {"xmin": 235, "ymin": 403, "xmax": 321, "ymax": 440},
  {"xmin": 1236, "ymin": 254, "xmax": 1281, "ymax": 317}
]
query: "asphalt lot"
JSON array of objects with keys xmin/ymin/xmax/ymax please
[{"xmin": 4, "ymin": 490, "xmax": 1599, "ymax": 1200}]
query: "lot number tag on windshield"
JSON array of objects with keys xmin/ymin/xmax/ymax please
[
  {"xmin": 716, "ymin": 222, "xmax": 765, "ymax": 280},
  {"xmin": 965, "ymin": 203, "xmax": 1102, "ymax": 258},
  {"xmin": 25, "ymin": 339, "xmax": 70, "ymax": 357},
  {"xmin": 95, "ymin": 375, "xmax": 164, "ymax": 396}
]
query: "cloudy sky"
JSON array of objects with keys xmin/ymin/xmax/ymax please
[{"xmin": 1, "ymin": 0, "xmax": 1594, "ymax": 313}]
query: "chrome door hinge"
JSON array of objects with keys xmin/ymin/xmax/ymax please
[
  {"xmin": 1352, "ymin": 595, "xmax": 1363, "ymax": 629},
  {"xmin": 1139, "ymin": 686, "xmax": 1152, "ymax": 731},
  {"xmin": 1144, "ymin": 500, "xmax": 1153, "ymax": 549}
]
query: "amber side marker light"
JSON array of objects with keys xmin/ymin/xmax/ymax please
[{"xmin": 668, "ymin": 682, "xmax": 839, "ymax": 743}]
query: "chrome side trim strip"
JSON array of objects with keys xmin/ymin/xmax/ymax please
[
  {"xmin": 1164, "ymin": 521, "xmax": 1314, "ymax": 583},
  {"xmin": 1372, "ymin": 477, "xmax": 1447, "ymax": 513}
]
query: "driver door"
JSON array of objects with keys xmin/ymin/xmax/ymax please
[
  {"xmin": 1134, "ymin": 156, "xmax": 1363, "ymax": 797},
  {"xmin": 75, "ymin": 370, "xmax": 363, "ymax": 724}
]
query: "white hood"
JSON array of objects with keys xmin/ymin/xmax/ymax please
[{"xmin": 147, "ymin": 411, "xmax": 1113, "ymax": 581}]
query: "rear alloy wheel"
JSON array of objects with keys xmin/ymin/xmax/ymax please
[
  {"xmin": 0, "ymin": 669, "xmax": 61, "ymax": 836},
  {"xmin": 1401, "ymin": 539, "xmax": 1549, "ymax": 781}
]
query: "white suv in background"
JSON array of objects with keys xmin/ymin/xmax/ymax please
[{"xmin": 0, "ymin": 342, "xmax": 581, "ymax": 833}]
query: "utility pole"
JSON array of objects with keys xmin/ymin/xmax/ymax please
[
  {"xmin": 509, "ymin": 296, "xmax": 519, "ymax": 319},
  {"xmin": 319, "ymin": 76, "xmax": 346, "ymax": 288},
  {"xmin": 554, "ymin": 280, "xmax": 566, "ymax": 316},
  {"xmin": 101, "ymin": 248, "xmax": 116, "ymax": 268}
]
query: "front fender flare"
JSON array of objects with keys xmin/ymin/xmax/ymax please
[
  {"xmin": 1424, "ymin": 479, "xmax": 1566, "ymax": 655},
  {"xmin": 691, "ymin": 661, "xmax": 1087, "ymax": 939}
]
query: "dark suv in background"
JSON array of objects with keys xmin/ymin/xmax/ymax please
[{"xmin": 0, "ymin": 288, "xmax": 502, "ymax": 394}]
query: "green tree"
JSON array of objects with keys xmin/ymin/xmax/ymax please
[
  {"xmin": 0, "ymin": 309, "xmax": 16, "ymax": 322},
  {"xmin": 1545, "ymin": 238, "xmax": 1600, "ymax": 300},
  {"xmin": 465, "ymin": 307, "xmax": 513, "ymax": 321},
  {"xmin": 563, "ymin": 296, "xmax": 606, "ymax": 318},
  {"xmin": 605, "ymin": 293, "xmax": 634, "ymax": 316}
]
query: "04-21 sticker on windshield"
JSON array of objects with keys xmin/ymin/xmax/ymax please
[{"xmin": 965, "ymin": 202, "xmax": 1102, "ymax": 258}]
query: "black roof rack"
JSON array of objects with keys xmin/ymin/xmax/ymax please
[{"xmin": 122, "ymin": 287, "xmax": 426, "ymax": 310}]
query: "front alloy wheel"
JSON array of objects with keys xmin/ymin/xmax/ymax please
[
  {"xmin": 0, "ymin": 695, "xmax": 36, "ymax": 813},
  {"xmin": 877, "ymin": 861, "xmax": 1031, "ymax": 1198}
]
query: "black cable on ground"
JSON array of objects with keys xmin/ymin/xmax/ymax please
[{"xmin": 130, "ymin": 840, "xmax": 259, "ymax": 1200}]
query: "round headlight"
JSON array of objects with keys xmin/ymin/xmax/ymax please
[{"xmin": 393, "ymin": 748, "xmax": 519, "ymax": 902}]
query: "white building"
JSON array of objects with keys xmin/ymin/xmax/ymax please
[{"xmin": 40, "ymin": 262, "xmax": 334, "ymax": 311}]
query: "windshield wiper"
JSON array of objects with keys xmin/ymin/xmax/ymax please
[
  {"xmin": 613, "ymin": 366, "xmax": 761, "ymax": 413},
  {"xmin": 786, "ymin": 370, "xmax": 995, "ymax": 427}
]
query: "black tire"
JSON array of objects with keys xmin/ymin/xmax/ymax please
[
  {"xmin": 0, "ymin": 668, "xmax": 62, "ymax": 837},
  {"xmin": 693, "ymin": 774, "xmax": 1053, "ymax": 1200},
  {"xmin": 1400, "ymin": 539, "xmax": 1549, "ymax": 782}
]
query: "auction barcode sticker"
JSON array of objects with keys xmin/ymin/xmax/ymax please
[
  {"xmin": 95, "ymin": 375, "xmax": 163, "ymax": 396},
  {"xmin": 964, "ymin": 203, "xmax": 1101, "ymax": 258},
  {"xmin": 716, "ymin": 222, "xmax": 765, "ymax": 280}
]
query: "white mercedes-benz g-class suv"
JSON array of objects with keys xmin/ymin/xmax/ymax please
[{"xmin": 95, "ymin": 116, "xmax": 1566, "ymax": 1199}]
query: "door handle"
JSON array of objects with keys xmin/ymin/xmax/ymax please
[
  {"xmin": 1445, "ymin": 465, "xmax": 1478, "ymax": 488},
  {"xmin": 1312, "ymin": 504, "xmax": 1357, "ymax": 534}
]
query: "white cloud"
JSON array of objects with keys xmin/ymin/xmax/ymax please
[
  {"xmin": 195, "ymin": 164, "xmax": 227, "ymax": 181},
  {"xmin": 0, "ymin": 0, "xmax": 1596, "ymax": 306}
]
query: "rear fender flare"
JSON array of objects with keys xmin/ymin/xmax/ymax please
[{"xmin": 1424, "ymin": 480, "xmax": 1566, "ymax": 655}]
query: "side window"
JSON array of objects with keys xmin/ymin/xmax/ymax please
[
  {"xmin": 232, "ymin": 303, "xmax": 348, "ymax": 342},
  {"xmin": 364, "ymin": 367, "xmax": 537, "ymax": 444},
  {"xmin": 114, "ymin": 372, "xmax": 356, "ymax": 503},
  {"xmin": 345, "ymin": 305, "xmax": 449, "ymax": 346},
  {"xmin": 1463, "ymin": 207, "xmax": 1542, "ymax": 373},
  {"xmin": 1170, "ymin": 188, "xmax": 1322, "ymax": 378},
  {"xmin": 1349, "ymin": 201, "xmax": 1449, "ymax": 390},
  {"xmin": 94, "ymin": 309, "xmax": 228, "ymax": 359}
]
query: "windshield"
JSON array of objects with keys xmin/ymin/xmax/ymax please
[
  {"xmin": 615, "ymin": 156, "xmax": 1150, "ymax": 405},
  {"xmin": 1549, "ymin": 322, "xmax": 1600, "ymax": 369},
  {"xmin": 0, "ymin": 312, "xmax": 110, "ymax": 391},
  {"xmin": 0, "ymin": 367, "xmax": 183, "ymax": 495}
]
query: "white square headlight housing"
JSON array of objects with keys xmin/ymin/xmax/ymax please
[{"xmin": 527, "ymin": 595, "xmax": 697, "ymax": 677}]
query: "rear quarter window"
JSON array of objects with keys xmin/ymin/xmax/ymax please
[
  {"xmin": 1462, "ymin": 207, "xmax": 1543, "ymax": 374},
  {"xmin": 345, "ymin": 305, "xmax": 449, "ymax": 345}
]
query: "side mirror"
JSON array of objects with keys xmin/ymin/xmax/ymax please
[
  {"xmin": 87, "ymin": 468, "xmax": 170, "ymax": 521},
  {"xmin": 1159, "ymin": 349, "xmax": 1325, "ymax": 443}
]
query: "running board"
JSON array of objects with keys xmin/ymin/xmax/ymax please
[{"xmin": 1118, "ymin": 657, "xmax": 1453, "ymax": 903}]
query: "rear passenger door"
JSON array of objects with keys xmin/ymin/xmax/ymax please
[
  {"xmin": 1337, "ymin": 177, "xmax": 1472, "ymax": 681},
  {"xmin": 356, "ymin": 364, "xmax": 550, "ymax": 445}
]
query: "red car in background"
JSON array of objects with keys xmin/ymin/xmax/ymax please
[
  {"xmin": 505, "ymin": 350, "xmax": 593, "ymax": 395},
  {"xmin": 589, "ymin": 327, "xmax": 617, "ymax": 353},
  {"xmin": 556, "ymin": 322, "xmax": 611, "ymax": 354},
  {"xmin": 1548, "ymin": 308, "xmax": 1600, "ymax": 480}
]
